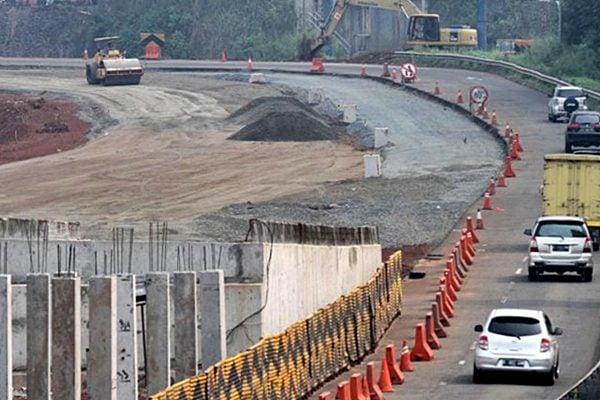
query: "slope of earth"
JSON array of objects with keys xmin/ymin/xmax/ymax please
[{"xmin": 0, "ymin": 93, "xmax": 90, "ymax": 164}]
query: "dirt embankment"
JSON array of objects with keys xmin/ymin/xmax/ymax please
[{"xmin": 0, "ymin": 93, "xmax": 90, "ymax": 165}]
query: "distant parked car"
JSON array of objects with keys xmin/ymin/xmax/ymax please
[
  {"xmin": 524, "ymin": 216, "xmax": 594, "ymax": 281},
  {"xmin": 474, "ymin": 308, "xmax": 562, "ymax": 385},
  {"xmin": 564, "ymin": 111, "xmax": 600, "ymax": 153},
  {"xmin": 548, "ymin": 86, "xmax": 588, "ymax": 122}
]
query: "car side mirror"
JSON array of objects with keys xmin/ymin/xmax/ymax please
[
  {"xmin": 474, "ymin": 324, "xmax": 483, "ymax": 332},
  {"xmin": 553, "ymin": 327, "xmax": 563, "ymax": 336},
  {"xmin": 524, "ymin": 228, "xmax": 532, "ymax": 236}
]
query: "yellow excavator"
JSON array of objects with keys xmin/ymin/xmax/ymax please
[
  {"xmin": 304, "ymin": 0, "xmax": 477, "ymax": 59},
  {"xmin": 86, "ymin": 36, "xmax": 144, "ymax": 86}
]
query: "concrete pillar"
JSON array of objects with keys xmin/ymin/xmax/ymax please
[
  {"xmin": 200, "ymin": 270, "xmax": 226, "ymax": 369},
  {"xmin": 116, "ymin": 274, "xmax": 138, "ymax": 400},
  {"xmin": 88, "ymin": 276, "xmax": 117, "ymax": 400},
  {"xmin": 341, "ymin": 104, "xmax": 358, "ymax": 123},
  {"xmin": 51, "ymin": 277, "xmax": 81, "ymax": 400},
  {"xmin": 374, "ymin": 127, "xmax": 389, "ymax": 148},
  {"xmin": 27, "ymin": 274, "xmax": 51, "ymax": 400},
  {"xmin": 0, "ymin": 275, "xmax": 12, "ymax": 400},
  {"xmin": 363, "ymin": 154, "xmax": 382, "ymax": 178},
  {"xmin": 146, "ymin": 273, "xmax": 170, "ymax": 396},
  {"xmin": 174, "ymin": 272, "xmax": 198, "ymax": 382}
]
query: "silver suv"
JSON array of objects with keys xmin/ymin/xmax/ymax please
[
  {"xmin": 548, "ymin": 86, "xmax": 588, "ymax": 122},
  {"xmin": 474, "ymin": 308, "xmax": 562, "ymax": 385},
  {"xmin": 524, "ymin": 216, "xmax": 594, "ymax": 281}
]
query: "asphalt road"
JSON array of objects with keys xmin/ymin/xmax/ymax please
[{"xmin": 1, "ymin": 57, "xmax": 598, "ymax": 399}]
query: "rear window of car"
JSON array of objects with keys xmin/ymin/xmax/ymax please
[
  {"xmin": 574, "ymin": 114, "xmax": 600, "ymax": 124},
  {"xmin": 535, "ymin": 221, "xmax": 587, "ymax": 238},
  {"xmin": 489, "ymin": 316, "xmax": 542, "ymax": 337},
  {"xmin": 557, "ymin": 89, "xmax": 584, "ymax": 97}
]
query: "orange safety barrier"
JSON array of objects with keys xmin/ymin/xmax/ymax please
[
  {"xmin": 448, "ymin": 255, "xmax": 463, "ymax": 286},
  {"xmin": 425, "ymin": 312, "xmax": 442, "ymax": 350},
  {"xmin": 336, "ymin": 381, "xmax": 351, "ymax": 400},
  {"xmin": 366, "ymin": 362, "xmax": 385, "ymax": 399},
  {"xmin": 436, "ymin": 292, "xmax": 451, "ymax": 327},
  {"xmin": 455, "ymin": 242, "xmax": 470, "ymax": 272},
  {"xmin": 385, "ymin": 344, "xmax": 405, "ymax": 384},
  {"xmin": 432, "ymin": 302, "xmax": 447, "ymax": 338},
  {"xmin": 378, "ymin": 358, "xmax": 394, "ymax": 392},
  {"xmin": 399, "ymin": 339, "xmax": 414, "ymax": 372},
  {"xmin": 444, "ymin": 271, "xmax": 458, "ymax": 302},
  {"xmin": 440, "ymin": 286, "xmax": 455, "ymax": 317},
  {"xmin": 463, "ymin": 229, "xmax": 475, "ymax": 258},
  {"xmin": 453, "ymin": 247, "xmax": 468, "ymax": 277},
  {"xmin": 460, "ymin": 236, "xmax": 473, "ymax": 265},
  {"xmin": 466, "ymin": 216, "xmax": 480, "ymax": 243},
  {"xmin": 410, "ymin": 324, "xmax": 434, "ymax": 361},
  {"xmin": 350, "ymin": 374, "xmax": 366, "ymax": 400},
  {"xmin": 504, "ymin": 156, "xmax": 516, "ymax": 178},
  {"xmin": 319, "ymin": 392, "xmax": 332, "ymax": 400}
]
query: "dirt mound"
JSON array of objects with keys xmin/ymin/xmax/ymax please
[
  {"xmin": 0, "ymin": 93, "xmax": 90, "ymax": 165},
  {"xmin": 228, "ymin": 96, "xmax": 339, "ymax": 142}
]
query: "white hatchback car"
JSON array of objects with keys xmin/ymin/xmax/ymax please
[
  {"xmin": 548, "ymin": 86, "xmax": 588, "ymax": 122},
  {"xmin": 524, "ymin": 216, "xmax": 594, "ymax": 282},
  {"xmin": 474, "ymin": 308, "xmax": 562, "ymax": 385}
]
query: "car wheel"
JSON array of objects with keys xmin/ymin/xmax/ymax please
[
  {"xmin": 473, "ymin": 364, "xmax": 486, "ymax": 384},
  {"xmin": 550, "ymin": 114, "xmax": 557, "ymax": 123},
  {"xmin": 528, "ymin": 268, "xmax": 538, "ymax": 281},
  {"xmin": 542, "ymin": 366, "xmax": 556, "ymax": 386},
  {"xmin": 565, "ymin": 140, "xmax": 572, "ymax": 153},
  {"xmin": 582, "ymin": 269, "xmax": 593, "ymax": 282}
]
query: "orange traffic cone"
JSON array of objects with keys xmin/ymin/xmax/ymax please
[
  {"xmin": 483, "ymin": 107, "xmax": 490, "ymax": 119},
  {"xmin": 83, "ymin": 49, "xmax": 89, "ymax": 60},
  {"xmin": 504, "ymin": 122, "xmax": 513, "ymax": 138},
  {"xmin": 399, "ymin": 340, "xmax": 414, "ymax": 372},
  {"xmin": 498, "ymin": 171, "xmax": 507, "ymax": 187},
  {"xmin": 504, "ymin": 156, "xmax": 516, "ymax": 178},
  {"xmin": 466, "ymin": 216, "xmax": 480, "ymax": 243},
  {"xmin": 247, "ymin": 57, "xmax": 254, "ymax": 72},
  {"xmin": 361, "ymin": 65, "xmax": 368, "ymax": 77},
  {"xmin": 515, "ymin": 133, "xmax": 524, "ymax": 152},
  {"xmin": 488, "ymin": 177, "xmax": 496, "ymax": 196},
  {"xmin": 350, "ymin": 374, "xmax": 366, "ymax": 400},
  {"xmin": 432, "ymin": 302, "xmax": 448, "ymax": 338},
  {"xmin": 220, "ymin": 50, "xmax": 227, "ymax": 62},
  {"xmin": 319, "ymin": 392, "xmax": 332, "ymax": 400},
  {"xmin": 391, "ymin": 68, "xmax": 397, "ymax": 81},
  {"xmin": 381, "ymin": 63, "xmax": 391, "ymax": 77},
  {"xmin": 483, "ymin": 192, "xmax": 492, "ymax": 210},
  {"xmin": 410, "ymin": 324, "xmax": 434, "ymax": 361},
  {"xmin": 378, "ymin": 358, "xmax": 394, "ymax": 392},
  {"xmin": 476, "ymin": 103, "xmax": 484, "ymax": 115},
  {"xmin": 510, "ymin": 140, "xmax": 521, "ymax": 160},
  {"xmin": 310, "ymin": 57, "xmax": 325, "ymax": 73},
  {"xmin": 425, "ymin": 312, "xmax": 442, "ymax": 350},
  {"xmin": 476, "ymin": 208, "xmax": 485, "ymax": 229},
  {"xmin": 385, "ymin": 344, "xmax": 405, "ymax": 384},
  {"xmin": 457, "ymin": 90, "xmax": 464, "ymax": 104},
  {"xmin": 434, "ymin": 81, "xmax": 441, "ymax": 95},
  {"xmin": 491, "ymin": 111, "xmax": 498, "ymax": 125},
  {"xmin": 336, "ymin": 381, "xmax": 351, "ymax": 400},
  {"xmin": 436, "ymin": 292, "xmax": 451, "ymax": 327}
]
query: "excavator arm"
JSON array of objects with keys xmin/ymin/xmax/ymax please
[{"xmin": 304, "ymin": 0, "xmax": 419, "ymax": 60}]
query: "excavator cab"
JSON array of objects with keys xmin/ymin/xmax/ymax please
[{"xmin": 408, "ymin": 15, "xmax": 441, "ymax": 42}]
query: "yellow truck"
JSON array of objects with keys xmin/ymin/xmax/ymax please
[{"xmin": 543, "ymin": 154, "xmax": 600, "ymax": 249}]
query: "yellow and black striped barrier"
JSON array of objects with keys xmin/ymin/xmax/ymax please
[{"xmin": 151, "ymin": 251, "xmax": 403, "ymax": 400}]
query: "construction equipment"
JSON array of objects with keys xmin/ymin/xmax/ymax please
[
  {"xmin": 86, "ymin": 36, "xmax": 144, "ymax": 86},
  {"xmin": 304, "ymin": 0, "xmax": 477, "ymax": 60}
]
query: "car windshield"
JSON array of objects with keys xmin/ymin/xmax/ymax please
[
  {"xmin": 489, "ymin": 316, "xmax": 542, "ymax": 337},
  {"xmin": 574, "ymin": 114, "xmax": 600, "ymax": 124},
  {"xmin": 535, "ymin": 221, "xmax": 587, "ymax": 238},
  {"xmin": 557, "ymin": 89, "xmax": 584, "ymax": 98}
]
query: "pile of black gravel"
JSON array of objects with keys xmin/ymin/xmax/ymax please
[{"xmin": 228, "ymin": 96, "xmax": 339, "ymax": 142}]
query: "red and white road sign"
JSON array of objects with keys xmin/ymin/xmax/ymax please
[
  {"xmin": 400, "ymin": 62, "xmax": 417, "ymax": 79},
  {"xmin": 469, "ymin": 85, "xmax": 489, "ymax": 104}
]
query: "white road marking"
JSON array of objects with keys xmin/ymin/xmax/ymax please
[
  {"xmin": 509, "ymin": 281, "xmax": 515, "ymax": 286},
  {"xmin": 439, "ymin": 381, "xmax": 447, "ymax": 386},
  {"xmin": 478, "ymin": 249, "xmax": 486, "ymax": 253},
  {"xmin": 500, "ymin": 296, "xmax": 508, "ymax": 303},
  {"xmin": 522, "ymin": 256, "xmax": 528, "ymax": 263},
  {"xmin": 515, "ymin": 268, "xmax": 522, "ymax": 275},
  {"xmin": 470, "ymin": 341, "xmax": 477, "ymax": 350},
  {"xmin": 458, "ymin": 360, "xmax": 466, "ymax": 365}
]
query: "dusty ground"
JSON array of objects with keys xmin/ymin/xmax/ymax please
[{"xmin": 0, "ymin": 68, "xmax": 502, "ymax": 260}]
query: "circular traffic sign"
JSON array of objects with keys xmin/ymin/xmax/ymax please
[
  {"xmin": 470, "ymin": 86, "xmax": 489, "ymax": 104},
  {"xmin": 400, "ymin": 62, "xmax": 417, "ymax": 79}
]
